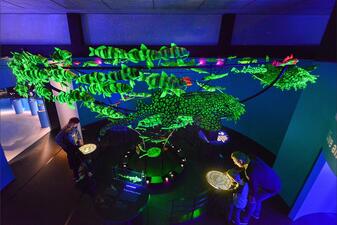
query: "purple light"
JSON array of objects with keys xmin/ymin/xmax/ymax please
[
  {"xmin": 94, "ymin": 58, "xmax": 103, "ymax": 65},
  {"xmin": 198, "ymin": 58, "xmax": 207, "ymax": 66},
  {"xmin": 216, "ymin": 58, "xmax": 224, "ymax": 66}
]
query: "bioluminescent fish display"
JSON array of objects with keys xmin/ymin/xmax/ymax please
[{"xmin": 7, "ymin": 44, "xmax": 317, "ymax": 158}]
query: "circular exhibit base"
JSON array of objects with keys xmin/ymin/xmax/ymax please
[{"xmin": 121, "ymin": 144, "xmax": 186, "ymax": 187}]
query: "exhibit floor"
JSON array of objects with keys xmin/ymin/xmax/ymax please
[
  {"xmin": 0, "ymin": 110, "xmax": 50, "ymax": 162},
  {"xmin": 1, "ymin": 122, "xmax": 328, "ymax": 225}
]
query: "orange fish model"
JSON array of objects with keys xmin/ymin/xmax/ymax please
[{"xmin": 272, "ymin": 54, "xmax": 299, "ymax": 67}]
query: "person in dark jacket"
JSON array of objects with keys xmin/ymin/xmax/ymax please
[
  {"xmin": 55, "ymin": 117, "xmax": 84, "ymax": 182},
  {"xmin": 231, "ymin": 151, "xmax": 281, "ymax": 225}
]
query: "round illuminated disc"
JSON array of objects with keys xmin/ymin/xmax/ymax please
[
  {"xmin": 79, "ymin": 143, "xmax": 97, "ymax": 155},
  {"xmin": 206, "ymin": 170, "xmax": 232, "ymax": 191},
  {"xmin": 147, "ymin": 147, "xmax": 161, "ymax": 158}
]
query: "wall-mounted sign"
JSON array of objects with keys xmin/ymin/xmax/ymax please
[{"xmin": 323, "ymin": 117, "xmax": 337, "ymax": 176}]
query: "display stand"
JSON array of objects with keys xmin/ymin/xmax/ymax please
[
  {"xmin": 12, "ymin": 99, "xmax": 23, "ymax": 114},
  {"xmin": 37, "ymin": 110, "xmax": 50, "ymax": 128},
  {"xmin": 28, "ymin": 98, "xmax": 38, "ymax": 116}
]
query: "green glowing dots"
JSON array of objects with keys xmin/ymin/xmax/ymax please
[{"xmin": 253, "ymin": 64, "xmax": 317, "ymax": 91}]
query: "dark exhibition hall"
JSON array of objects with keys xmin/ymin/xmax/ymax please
[{"xmin": 0, "ymin": 1, "xmax": 336, "ymax": 225}]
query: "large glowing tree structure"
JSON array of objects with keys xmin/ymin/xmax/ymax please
[{"xmin": 7, "ymin": 44, "xmax": 317, "ymax": 163}]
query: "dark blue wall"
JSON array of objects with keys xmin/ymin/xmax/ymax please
[
  {"xmin": 0, "ymin": 60, "xmax": 16, "ymax": 89},
  {"xmin": 274, "ymin": 62, "xmax": 337, "ymax": 206}
]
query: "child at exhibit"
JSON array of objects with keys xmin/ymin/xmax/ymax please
[
  {"xmin": 227, "ymin": 168, "xmax": 249, "ymax": 225},
  {"xmin": 231, "ymin": 151, "xmax": 281, "ymax": 224}
]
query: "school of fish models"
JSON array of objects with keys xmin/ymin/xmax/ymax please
[{"xmin": 7, "ymin": 44, "xmax": 317, "ymax": 155}]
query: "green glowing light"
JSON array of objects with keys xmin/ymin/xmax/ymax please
[
  {"xmin": 150, "ymin": 176, "xmax": 163, "ymax": 184},
  {"xmin": 7, "ymin": 46, "xmax": 317, "ymax": 152},
  {"xmin": 118, "ymin": 174, "xmax": 142, "ymax": 183}
]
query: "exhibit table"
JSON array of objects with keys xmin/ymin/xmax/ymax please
[{"xmin": 94, "ymin": 179, "xmax": 149, "ymax": 223}]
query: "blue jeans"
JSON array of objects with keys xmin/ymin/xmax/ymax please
[
  {"xmin": 242, "ymin": 189, "xmax": 278, "ymax": 223},
  {"xmin": 228, "ymin": 203, "xmax": 243, "ymax": 224}
]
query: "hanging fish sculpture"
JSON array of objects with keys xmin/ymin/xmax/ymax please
[
  {"xmin": 190, "ymin": 68, "xmax": 210, "ymax": 74},
  {"xmin": 46, "ymin": 68, "xmax": 76, "ymax": 84},
  {"xmin": 238, "ymin": 57, "xmax": 258, "ymax": 64},
  {"xmin": 34, "ymin": 84, "xmax": 53, "ymax": 100},
  {"xmin": 76, "ymin": 64, "xmax": 142, "ymax": 88},
  {"xmin": 50, "ymin": 48, "xmax": 72, "ymax": 66},
  {"xmin": 23, "ymin": 69, "xmax": 49, "ymax": 83},
  {"xmin": 196, "ymin": 82, "xmax": 226, "ymax": 92},
  {"xmin": 202, "ymin": 73, "xmax": 228, "ymax": 81},
  {"xmin": 272, "ymin": 54, "xmax": 299, "ymax": 67},
  {"xmin": 157, "ymin": 43, "xmax": 190, "ymax": 60},
  {"xmin": 54, "ymin": 88, "xmax": 94, "ymax": 108},
  {"xmin": 144, "ymin": 71, "xmax": 189, "ymax": 97},
  {"xmin": 87, "ymin": 82, "xmax": 133, "ymax": 98},
  {"xmin": 89, "ymin": 45, "xmax": 127, "ymax": 60}
]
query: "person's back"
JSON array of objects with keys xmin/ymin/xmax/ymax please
[
  {"xmin": 246, "ymin": 157, "xmax": 281, "ymax": 194},
  {"xmin": 55, "ymin": 117, "xmax": 83, "ymax": 182}
]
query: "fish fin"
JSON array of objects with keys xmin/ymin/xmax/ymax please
[
  {"xmin": 170, "ymin": 43, "xmax": 177, "ymax": 47},
  {"xmin": 159, "ymin": 46, "xmax": 167, "ymax": 51},
  {"xmin": 140, "ymin": 44, "xmax": 148, "ymax": 51},
  {"xmin": 146, "ymin": 60, "xmax": 154, "ymax": 69},
  {"xmin": 129, "ymin": 80, "xmax": 135, "ymax": 88},
  {"xmin": 160, "ymin": 91, "xmax": 167, "ymax": 98},
  {"xmin": 89, "ymin": 47, "xmax": 95, "ymax": 57}
]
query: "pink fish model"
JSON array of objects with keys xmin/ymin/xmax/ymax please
[
  {"xmin": 73, "ymin": 61, "xmax": 81, "ymax": 66},
  {"xmin": 94, "ymin": 58, "xmax": 103, "ymax": 65},
  {"xmin": 272, "ymin": 54, "xmax": 299, "ymax": 67}
]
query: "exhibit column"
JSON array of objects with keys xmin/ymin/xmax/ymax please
[{"xmin": 12, "ymin": 98, "xmax": 23, "ymax": 114}]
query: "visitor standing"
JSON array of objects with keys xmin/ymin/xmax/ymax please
[
  {"xmin": 55, "ymin": 117, "xmax": 84, "ymax": 182},
  {"xmin": 230, "ymin": 151, "xmax": 281, "ymax": 225}
]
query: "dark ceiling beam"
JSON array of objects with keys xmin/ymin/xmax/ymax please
[
  {"xmin": 218, "ymin": 14, "xmax": 236, "ymax": 56},
  {"xmin": 319, "ymin": 4, "xmax": 336, "ymax": 61},
  {"xmin": 0, "ymin": 13, "xmax": 335, "ymax": 61},
  {"xmin": 66, "ymin": 13, "xmax": 87, "ymax": 56}
]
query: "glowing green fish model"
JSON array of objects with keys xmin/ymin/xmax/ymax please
[{"xmin": 202, "ymin": 73, "xmax": 228, "ymax": 81}]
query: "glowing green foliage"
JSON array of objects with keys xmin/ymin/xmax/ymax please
[{"xmin": 253, "ymin": 64, "xmax": 317, "ymax": 91}]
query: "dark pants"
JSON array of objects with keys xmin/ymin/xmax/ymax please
[
  {"xmin": 228, "ymin": 204, "xmax": 243, "ymax": 224},
  {"xmin": 242, "ymin": 189, "xmax": 278, "ymax": 223},
  {"xmin": 67, "ymin": 152, "xmax": 81, "ymax": 179}
]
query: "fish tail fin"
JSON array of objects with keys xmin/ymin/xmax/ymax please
[{"xmin": 89, "ymin": 47, "xmax": 95, "ymax": 57}]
